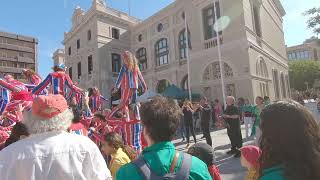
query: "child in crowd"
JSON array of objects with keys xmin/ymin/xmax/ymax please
[
  {"xmin": 68, "ymin": 108, "xmax": 88, "ymax": 136},
  {"xmin": 240, "ymin": 145, "xmax": 261, "ymax": 180},
  {"xmin": 101, "ymin": 132, "xmax": 136, "ymax": 179},
  {"xmin": 4, "ymin": 122, "xmax": 29, "ymax": 148},
  {"xmin": 187, "ymin": 142, "xmax": 221, "ymax": 180}
]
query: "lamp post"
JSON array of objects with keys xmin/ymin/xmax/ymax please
[
  {"xmin": 184, "ymin": 12, "xmax": 192, "ymax": 101},
  {"xmin": 213, "ymin": 0, "xmax": 226, "ymax": 108}
]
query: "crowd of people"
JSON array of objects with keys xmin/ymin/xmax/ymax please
[{"xmin": 0, "ymin": 51, "xmax": 320, "ymax": 180}]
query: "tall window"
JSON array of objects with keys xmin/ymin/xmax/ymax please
[
  {"xmin": 88, "ymin": 55, "xmax": 93, "ymax": 75},
  {"xmin": 68, "ymin": 46, "xmax": 71, "ymax": 55},
  {"xmin": 179, "ymin": 29, "xmax": 191, "ymax": 59},
  {"xmin": 112, "ymin": 28, "xmax": 120, "ymax": 40},
  {"xmin": 69, "ymin": 67, "xmax": 73, "ymax": 80},
  {"xmin": 87, "ymin": 30, "xmax": 91, "ymax": 41},
  {"xmin": 285, "ymin": 74, "xmax": 290, "ymax": 97},
  {"xmin": 155, "ymin": 38, "xmax": 169, "ymax": 66},
  {"xmin": 77, "ymin": 62, "xmax": 81, "ymax": 79},
  {"xmin": 112, "ymin": 53, "xmax": 121, "ymax": 73},
  {"xmin": 253, "ymin": 4, "xmax": 262, "ymax": 37},
  {"xmin": 136, "ymin": 48, "xmax": 147, "ymax": 71},
  {"xmin": 181, "ymin": 75, "xmax": 189, "ymax": 90},
  {"xmin": 272, "ymin": 69, "xmax": 280, "ymax": 99},
  {"xmin": 202, "ymin": 2, "xmax": 221, "ymax": 40},
  {"xmin": 281, "ymin": 73, "xmax": 287, "ymax": 98},
  {"xmin": 77, "ymin": 39, "xmax": 80, "ymax": 49}
]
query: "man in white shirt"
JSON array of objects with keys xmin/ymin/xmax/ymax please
[{"xmin": 0, "ymin": 94, "xmax": 112, "ymax": 180}]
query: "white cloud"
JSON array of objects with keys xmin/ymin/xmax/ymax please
[{"xmin": 282, "ymin": 0, "xmax": 319, "ymax": 46}]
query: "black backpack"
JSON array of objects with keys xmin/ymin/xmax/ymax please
[{"xmin": 132, "ymin": 152, "xmax": 192, "ymax": 180}]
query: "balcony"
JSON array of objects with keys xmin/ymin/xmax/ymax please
[
  {"xmin": 0, "ymin": 66, "xmax": 24, "ymax": 73},
  {"xmin": 17, "ymin": 56, "xmax": 35, "ymax": 63},
  {"xmin": 204, "ymin": 36, "xmax": 223, "ymax": 49},
  {"xmin": 0, "ymin": 56, "xmax": 35, "ymax": 63},
  {"xmin": 0, "ymin": 43, "xmax": 34, "ymax": 53}
]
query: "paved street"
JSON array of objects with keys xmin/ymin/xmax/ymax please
[{"xmin": 173, "ymin": 126, "xmax": 253, "ymax": 180}]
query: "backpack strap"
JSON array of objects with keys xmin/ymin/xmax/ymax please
[
  {"xmin": 132, "ymin": 156, "xmax": 156, "ymax": 179},
  {"xmin": 169, "ymin": 152, "xmax": 180, "ymax": 173},
  {"xmin": 132, "ymin": 152, "xmax": 192, "ymax": 180},
  {"xmin": 174, "ymin": 153, "xmax": 192, "ymax": 180}
]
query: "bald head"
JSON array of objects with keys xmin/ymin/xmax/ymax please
[{"xmin": 226, "ymin": 96, "xmax": 235, "ymax": 106}]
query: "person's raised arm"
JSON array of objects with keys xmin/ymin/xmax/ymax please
[
  {"xmin": 114, "ymin": 66, "xmax": 126, "ymax": 90},
  {"xmin": 0, "ymin": 79, "xmax": 19, "ymax": 92},
  {"xmin": 32, "ymin": 74, "xmax": 52, "ymax": 95},
  {"xmin": 137, "ymin": 70, "xmax": 147, "ymax": 93},
  {"xmin": 65, "ymin": 74, "xmax": 83, "ymax": 93}
]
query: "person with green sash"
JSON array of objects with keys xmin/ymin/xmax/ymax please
[
  {"xmin": 251, "ymin": 96, "xmax": 264, "ymax": 145},
  {"xmin": 242, "ymin": 99, "xmax": 254, "ymax": 138}
]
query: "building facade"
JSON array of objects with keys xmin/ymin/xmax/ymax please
[
  {"xmin": 0, "ymin": 31, "xmax": 38, "ymax": 81},
  {"xmin": 52, "ymin": 49, "xmax": 65, "ymax": 65},
  {"xmin": 62, "ymin": 0, "xmax": 290, "ymax": 102},
  {"xmin": 287, "ymin": 37, "xmax": 320, "ymax": 61}
]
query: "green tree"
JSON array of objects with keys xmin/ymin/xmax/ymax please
[
  {"xmin": 289, "ymin": 61, "xmax": 320, "ymax": 91},
  {"xmin": 304, "ymin": 7, "xmax": 320, "ymax": 36}
]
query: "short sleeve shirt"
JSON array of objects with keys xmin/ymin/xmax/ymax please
[{"xmin": 224, "ymin": 105, "xmax": 240, "ymax": 121}]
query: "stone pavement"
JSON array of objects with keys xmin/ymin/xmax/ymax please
[{"xmin": 172, "ymin": 126, "xmax": 254, "ymax": 180}]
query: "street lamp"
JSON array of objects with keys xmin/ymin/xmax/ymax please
[{"xmin": 213, "ymin": 0, "xmax": 226, "ymax": 109}]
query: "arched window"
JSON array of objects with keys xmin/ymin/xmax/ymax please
[
  {"xmin": 203, "ymin": 62, "xmax": 233, "ymax": 81},
  {"xmin": 256, "ymin": 58, "xmax": 268, "ymax": 78},
  {"xmin": 155, "ymin": 38, "xmax": 169, "ymax": 66},
  {"xmin": 136, "ymin": 48, "xmax": 147, "ymax": 71},
  {"xmin": 179, "ymin": 29, "xmax": 191, "ymax": 59},
  {"xmin": 157, "ymin": 79, "xmax": 170, "ymax": 93}
]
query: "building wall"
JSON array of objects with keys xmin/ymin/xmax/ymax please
[
  {"xmin": 260, "ymin": 0, "xmax": 287, "ymax": 59},
  {"xmin": 0, "ymin": 31, "xmax": 38, "ymax": 81},
  {"xmin": 63, "ymin": 0, "xmax": 289, "ymax": 102}
]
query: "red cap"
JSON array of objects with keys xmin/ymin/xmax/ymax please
[
  {"xmin": 32, "ymin": 94, "xmax": 69, "ymax": 119},
  {"xmin": 240, "ymin": 145, "xmax": 262, "ymax": 168}
]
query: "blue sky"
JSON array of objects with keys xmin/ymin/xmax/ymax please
[{"xmin": 0, "ymin": 0, "xmax": 318, "ymax": 78}]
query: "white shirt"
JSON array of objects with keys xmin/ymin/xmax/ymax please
[{"xmin": 0, "ymin": 131, "xmax": 112, "ymax": 180}]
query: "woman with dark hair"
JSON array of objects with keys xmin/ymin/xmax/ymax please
[
  {"xmin": 251, "ymin": 96, "xmax": 264, "ymax": 145},
  {"xmin": 101, "ymin": 132, "xmax": 137, "ymax": 179},
  {"xmin": 259, "ymin": 101, "xmax": 320, "ymax": 180}
]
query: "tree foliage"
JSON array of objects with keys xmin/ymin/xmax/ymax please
[
  {"xmin": 304, "ymin": 7, "xmax": 320, "ymax": 36},
  {"xmin": 289, "ymin": 61, "xmax": 320, "ymax": 91}
]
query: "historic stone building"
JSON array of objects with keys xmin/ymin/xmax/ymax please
[
  {"xmin": 0, "ymin": 31, "xmax": 38, "ymax": 81},
  {"xmin": 62, "ymin": 0, "xmax": 290, "ymax": 102}
]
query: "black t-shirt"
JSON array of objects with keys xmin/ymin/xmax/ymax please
[
  {"xmin": 199, "ymin": 104, "xmax": 212, "ymax": 121},
  {"xmin": 183, "ymin": 108, "xmax": 193, "ymax": 122},
  {"xmin": 224, "ymin": 105, "xmax": 240, "ymax": 121}
]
